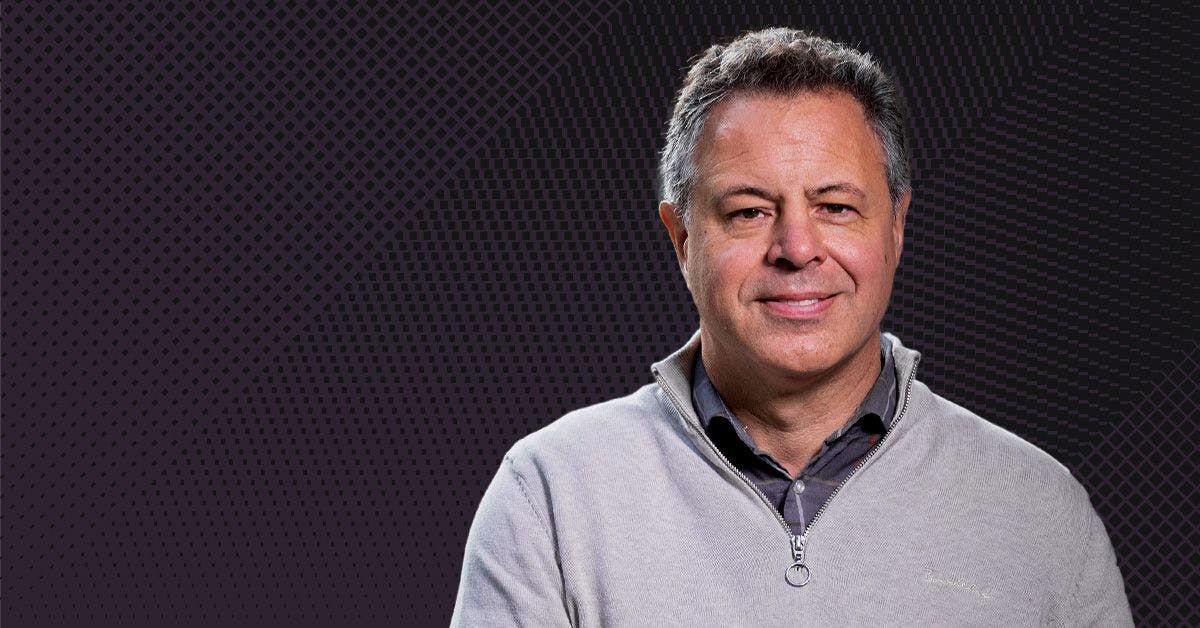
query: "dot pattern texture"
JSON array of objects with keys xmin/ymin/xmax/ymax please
[{"xmin": 3, "ymin": 1, "xmax": 1197, "ymax": 626}]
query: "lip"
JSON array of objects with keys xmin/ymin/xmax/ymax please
[{"xmin": 757, "ymin": 293, "xmax": 837, "ymax": 319}]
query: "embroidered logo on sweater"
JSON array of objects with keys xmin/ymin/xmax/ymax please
[{"xmin": 921, "ymin": 567, "xmax": 995, "ymax": 599}]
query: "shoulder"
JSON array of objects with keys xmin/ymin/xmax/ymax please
[
  {"xmin": 904, "ymin": 380, "xmax": 1093, "ymax": 513},
  {"xmin": 894, "ymin": 381, "xmax": 1129, "ymax": 614},
  {"xmin": 503, "ymin": 383, "xmax": 680, "ymax": 479}
]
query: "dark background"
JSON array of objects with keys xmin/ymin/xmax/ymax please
[{"xmin": 3, "ymin": 1, "xmax": 1196, "ymax": 626}]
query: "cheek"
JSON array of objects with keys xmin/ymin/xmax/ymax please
[
  {"xmin": 688, "ymin": 239, "xmax": 757, "ymax": 309},
  {"xmin": 827, "ymin": 233, "xmax": 896, "ymax": 286}
]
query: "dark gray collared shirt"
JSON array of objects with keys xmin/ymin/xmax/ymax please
[{"xmin": 691, "ymin": 335, "xmax": 898, "ymax": 536}]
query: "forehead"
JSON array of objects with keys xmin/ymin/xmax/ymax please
[{"xmin": 693, "ymin": 90, "xmax": 888, "ymax": 196}]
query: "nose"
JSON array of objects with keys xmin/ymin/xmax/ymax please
[{"xmin": 766, "ymin": 211, "xmax": 825, "ymax": 270}]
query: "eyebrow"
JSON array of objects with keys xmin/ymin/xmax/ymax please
[
  {"xmin": 713, "ymin": 185, "xmax": 778, "ymax": 204},
  {"xmin": 712, "ymin": 182, "xmax": 867, "ymax": 205},
  {"xmin": 806, "ymin": 182, "xmax": 866, "ymax": 200}
]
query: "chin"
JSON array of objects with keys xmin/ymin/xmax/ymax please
[
  {"xmin": 784, "ymin": 355, "xmax": 846, "ymax": 378},
  {"xmin": 750, "ymin": 331, "xmax": 870, "ymax": 379},
  {"xmin": 751, "ymin": 339, "xmax": 842, "ymax": 377}
]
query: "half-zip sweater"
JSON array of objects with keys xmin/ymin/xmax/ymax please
[{"xmin": 451, "ymin": 332, "xmax": 1133, "ymax": 627}]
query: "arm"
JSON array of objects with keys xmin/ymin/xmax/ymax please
[
  {"xmin": 451, "ymin": 455, "xmax": 572, "ymax": 627},
  {"xmin": 1064, "ymin": 497, "xmax": 1133, "ymax": 627}
]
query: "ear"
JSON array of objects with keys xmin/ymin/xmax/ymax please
[
  {"xmin": 891, "ymin": 191, "xmax": 910, "ymax": 266},
  {"xmin": 658, "ymin": 201, "xmax": 689, "ymax": 274}
]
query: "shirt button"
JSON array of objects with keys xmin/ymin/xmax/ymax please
[{"xmin": 793, "ymin": 481, "xmax": 806, "ymax": 494}]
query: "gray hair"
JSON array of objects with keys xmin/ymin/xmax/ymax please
[{"xmin": 659, "ymin": 28, "xmax": 912, "ymax": 218}]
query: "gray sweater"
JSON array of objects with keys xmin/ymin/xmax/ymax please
[{"xmin": 452, "ymin": 333, "xmax": 1133, "ymax": 626}]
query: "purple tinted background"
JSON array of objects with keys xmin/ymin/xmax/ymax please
[{"xmin": 3, "ymin": 1, "xmax": 1196, "ymax": 626}]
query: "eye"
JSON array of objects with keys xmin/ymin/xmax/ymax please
[
  {"xmin": 821, "ymin": 204, "xmax": 855, "ymax": 215},
  {"xmin": 730, "ymin": 208, "xmax": 767, "ymax": 220}
]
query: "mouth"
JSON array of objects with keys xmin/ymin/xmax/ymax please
[
  {"xmin": 759, "ymin": 292, "xmax": 835, "ymax": 303},
  {"xmin": 765, "ymin": 297, "xmax": 826, "ymax": 306},
  {"xmin": 757, "ymin": 293, "xmax": 837, "ymax": 318}
]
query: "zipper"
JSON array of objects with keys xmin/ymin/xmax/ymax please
[
  {"xmin": 653, "ymin": 370, "xmax": 795, "ymax": 540},
  {"xmin": 793, "ymin": 353, "xmax": 921, "ymax": 586},
  {"xmin": 654, "ymin": 352, "xmax": 921, "ymax": 589}
]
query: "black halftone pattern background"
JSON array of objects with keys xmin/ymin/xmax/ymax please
[{"xmin": 2, "ymin": 1, "xmax": 1196, "ymax": 626}]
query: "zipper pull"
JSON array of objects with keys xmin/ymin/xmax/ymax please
[
  {"xmin": 791, "ymin": 534, "xmax": 806, "ymax": 562},
  {"xmin": 785, "ymin": 534, "xmax": 811, "ymax": 587}
]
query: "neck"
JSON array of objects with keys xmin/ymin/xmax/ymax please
[{"xmin": 702, "ymin": 334, "xmax": 882, "ymax": 476}]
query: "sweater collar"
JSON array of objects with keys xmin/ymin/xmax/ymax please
[
  {"xmin": 691, "ymin": 335, "xmax": 897, "ymax": 437},
  {"xmin": 651, "ymin": 330, "xmax": 922, "ymax": 433}
]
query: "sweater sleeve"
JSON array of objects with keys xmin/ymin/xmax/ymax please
[
  {"xmin": 1064, "ymin": 496, "xmax": 1133, "ymax": 627},
  {"xmin": 450, "ymin": 455, "xmax": 572, "ymax": 627}
]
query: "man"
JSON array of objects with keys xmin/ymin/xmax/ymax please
[{"xmin": 452, "ymin": 28, "xmax": 1132, "ymax": 626}]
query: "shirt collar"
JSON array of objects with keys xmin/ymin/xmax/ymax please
[{"xmin": 690, "ymin": 334, "xmax": 899, "ymax": 442}]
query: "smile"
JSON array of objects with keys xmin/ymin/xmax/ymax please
[{"xmin": 758, "ymin": 294, "xmax": 837, "ymax": 319}]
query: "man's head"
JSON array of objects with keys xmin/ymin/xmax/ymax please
[
  {"xmin": 659, "ymin": 28, "xmax": 911, "ymax": 221},
  {"xmin": 658, "ymin": 28, "xmax": 912, "ymax": 388}
]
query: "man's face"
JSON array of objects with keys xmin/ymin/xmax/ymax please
[{"xmin": 660, "ymin": 90, "xmax": 909, "ymax": 384}]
